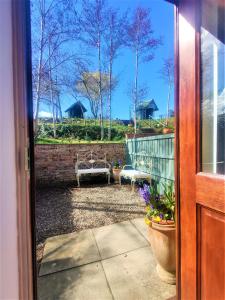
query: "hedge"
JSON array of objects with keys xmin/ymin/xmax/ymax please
[{"xmin": 36, "ymin": 123, "xmax": 132, "ymax": 141}]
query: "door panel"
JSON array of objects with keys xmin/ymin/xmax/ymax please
[
  {"xmin": 199, "ymin": 207, "xmax": 225, "ymax": 300},
  {"xmin": 178, "ymin": 0, "xmax": 225, "ymax": 299},
  {"xmin": 196, "ymin": 173, "xmax": 225, "ymax": 213}
]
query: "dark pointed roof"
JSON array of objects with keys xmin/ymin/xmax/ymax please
[
  {"xmin": 65, "ymin": 101, "xmax": 87, "ymax": 113},
  {"xmin": 165, "ymin": 0, "xmax": 177, "ymax": 4},
  {"xmin": 136, "ymin": 99, "xmax": 159, "ymax": 111}
]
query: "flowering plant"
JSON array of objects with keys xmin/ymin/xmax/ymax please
[
  {"xmin": 139, "ymin": 182, "xmax": 175, "ymax": 225},
  {"xmin": 112, "ymin": 159, "xmax": 123, "ymax": 169}
]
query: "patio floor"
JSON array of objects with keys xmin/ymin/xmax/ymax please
[
  {"xmin": 36, "ymin": 184, "xmax": 146, "ymax": 264},
  {"xmin": 38, "ymin": 218, "xmax": 176, "ymax": 300}
]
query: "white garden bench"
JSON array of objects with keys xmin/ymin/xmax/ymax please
[
  {"xmin": 75, "ymin": 151, "xmax": 111, "ymax": 187},
  {"xmin": 119, "ymin": 165, "xmax": 151, "ymax": 191}
]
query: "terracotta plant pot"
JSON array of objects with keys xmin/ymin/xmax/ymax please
[
  {"xmin": 148, "ymin": 221, "xmax": 176, "ymax": 284},
  {"xmin": 112, "ymin": 168, "xmax": 121, "ymax": 183},
  {"xmin": 163, "ymin": 128, "xmax": 173, "ymax": 134}
]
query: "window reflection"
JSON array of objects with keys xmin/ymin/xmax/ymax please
[{"xmin": 201, "ymin": 0, "xmax": 225, "ymax": 174}]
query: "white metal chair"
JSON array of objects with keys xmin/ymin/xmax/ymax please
[{"xmin": 119, "ymin": 164, "xmax": 151, "ymax": 192}]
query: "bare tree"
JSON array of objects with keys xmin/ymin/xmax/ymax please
[
  {"xmin": 31, "ymin": 0, "xmax": 79, "ymax": 132},
  {"xmin": 104, "ymin": 8, "xmax": 127, "ymax": 139},
  {"xmin": 76, "ymin": 71, "xmax": 112, "ymax": 119},
  {"xmin": 127, "ymin": 82, "xmax": 149, "ymax": 128},
  {"xmin": 125, "ymin": 7, "xmax": 162, "ymax": 133},
  {"xmin": 80, "ymin": 0, "xmax": 107, "ymax": 139},
  {"xmin": 48, "ymin": 36, "xmax": 57, "ymax": 137},
  {"xmin": 159, "ymin": 57, "xmax": 174, "ymax": 125}
]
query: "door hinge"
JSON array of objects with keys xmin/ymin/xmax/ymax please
[{"xmin": 25, "ymin": 145, "xmax": 30, "ymax": 171}]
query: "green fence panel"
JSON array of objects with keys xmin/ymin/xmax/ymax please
[{"xmin": 125, "ymin": 134, "xmax": 175, "ymax": 192}]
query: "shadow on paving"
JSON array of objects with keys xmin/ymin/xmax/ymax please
[
  {"xmin": 37, "ymin": 220, "xmax": 176, "ymax": 300},
  {"xmin": 36, "ymin": 183, "xmax": 145, "ymax": 244}
]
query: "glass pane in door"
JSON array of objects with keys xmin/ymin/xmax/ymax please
[{"xmin": 201, "ymin": 0, "xmax": 225, "ymax": 174}]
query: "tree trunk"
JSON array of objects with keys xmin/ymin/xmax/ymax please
[
  {"xmin": 54, "ymin": 75, "xmax": 62, "ymax": 122},
  {"xmin": 166, "ymin": 81, "xmax": 172, "ymax": 126},
  {"xmin": 49, "ymin": 79, "xmax": 56, "ymax": 138},
  {"xmin": 107, "ymin": 15, "xmax": 114, "ymax": 141},
  {"xmin": 89, "ymin": 100, "xmax": 98, "ymax": 119},
  {"xmin": 48, "ymin": 39, "xmax": 56, "ymax": 138},
  {"xmin": 57, "ymin": 92, "xmax": 62, "ymax": 121},
  {"xmin": 34, "ymin": 15, "xmax": 44, "ymax": 133},
  {"xmin": 108, "ymin": 54, "xmax": 113, "ymax": 140},
  {"xmin": 134, "ymin": 48, "xmax": 139, "ymax": 134},
  {"xmin": 98, "ymin": 32, "xmax": 104, "ymax": 140}
]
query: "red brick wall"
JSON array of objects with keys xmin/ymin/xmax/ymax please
[{"xmin": 35, "ymin": 143, "xmax": 125, "ymax": 185}]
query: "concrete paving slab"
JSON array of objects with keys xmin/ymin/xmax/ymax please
[
  {"xmin": 38, "ymin": 262, "xmax": 113, "ymax": 300},
  {"xmin": 39, "ymin": 230, "xmax": 100, "ymax": 276},
  {"xmin": 102, "ymin": 247, "xmax": 176, "ymax": 300},
  {"xmin": 131, "ymin": 218, "xmax": 150, "ymax": 243},
  {"xmin": 93, "ymin": 221, "xmax": 148, "ymax": 259}
]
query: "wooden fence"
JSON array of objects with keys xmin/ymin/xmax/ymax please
[{"xmin": 126, "ymin": 134, "xmax": 175, "ymax": 191}]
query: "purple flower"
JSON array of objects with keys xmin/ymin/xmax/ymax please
[
  {"xmin": 159, "ymin": 213, "xmax": 164, "ymax": 219},
  {"xmin": 139, "ymin": 184, "xmax": 150, "ymax": 205}
]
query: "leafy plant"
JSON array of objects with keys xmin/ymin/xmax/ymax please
[
  {"xmin": 112, "ymin": 159, "xmax": 123, "ymax": 169},
  {"xmin": 139, "ymin": 182, "xmax": 175, "ymax": 224}
]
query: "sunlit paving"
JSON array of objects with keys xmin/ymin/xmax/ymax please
[{"xmin": 38, "ymin": 219, "xmax": 176, "ymax": 300}]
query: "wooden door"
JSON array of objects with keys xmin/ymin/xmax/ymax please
[{"xmin": 178, "ymin": 0, "xmax": 225, "ymax": 299}]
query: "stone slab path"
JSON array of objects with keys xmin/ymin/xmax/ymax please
[{"xmin": 38, "ymin": 218, "xmax": 176, "ymax": 300}]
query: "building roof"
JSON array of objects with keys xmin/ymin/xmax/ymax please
[
  {"xmin": 65, "ymin": 101, "xmax": 87, "ymax": 113},
  {"xmin": 136, "ymin": 99, "xmax": 159, "ymax": 111}
]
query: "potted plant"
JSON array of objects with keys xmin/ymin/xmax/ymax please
[
  {"xmin": 112, "ymin": 159, "xmax": 123, "ymax": 183},
  {"xmin": 139, "ymin": 182, "xmax": 176, "ymax": 284},
  {"xmin": 162, "ymin": 126, "xmax": 174, "ymax": 134}
]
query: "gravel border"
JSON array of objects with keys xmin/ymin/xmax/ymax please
[{"xmin": 36, "ymin": 184, "xmax": 145, "ymax": 264}]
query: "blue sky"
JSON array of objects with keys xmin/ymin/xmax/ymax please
[
  {"xmin": 108, "ymin": 0, "xmax": 175, "ymax": 119},
  {"xmin": 39, "ymin": 0, "xmax": 174, "ymax": 119}
]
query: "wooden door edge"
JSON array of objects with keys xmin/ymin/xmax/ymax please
[
  {"xmin": 12, "ymin": 0, "xmax": 35, "ymax": 299},
  {"xmin": 174, "ymin": 4, "xmax": 181, "ymax": 300}
]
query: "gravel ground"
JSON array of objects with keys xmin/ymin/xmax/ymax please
[{"xmin": 36, "ymin": 184, "xmax": 145, "ymax": 264}]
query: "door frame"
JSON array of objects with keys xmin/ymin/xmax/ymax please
[
  {"xmin": 12, "ymin": 0, "xmax": 36, "ymax": 299},
  {"xmin": 13, "ymin": 0, "xmax": 180, "ymax": 299},
  {"xmin": 177, "ymin": 1, "xmax": 198, "ymax": 298}
]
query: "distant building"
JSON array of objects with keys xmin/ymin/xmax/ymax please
[
  {"xmin": 65, "ymin": 101, "xmax": 87, "ymax": 118},
  {"xmin": 136, "ymin": 99, "xmax": 158, "ymax": 120},
  {"xmin": 169, "ymin": 109, "xmax": 175, "ymax": 117},
  {"xmin": 116, "ymin": 119, "xmax": 134, "ymax": 126}
]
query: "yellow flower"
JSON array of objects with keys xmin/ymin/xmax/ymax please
[
  {"xmin": 153, "ymin": 216, "xmax": 161, "ymax": 223},
  {"xmin": 145, "ymin": 205, "xmax": 150, "ymax": 212},
  {"xmin": 145, "ymin": 217, "xmax": 151, "ymax": 226}
]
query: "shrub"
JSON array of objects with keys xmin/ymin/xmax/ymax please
[{"xmin": 37, "ymin": 123, "xmax": 130, "ymax": 141}]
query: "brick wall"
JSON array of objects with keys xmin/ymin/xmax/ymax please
[{"xmin": 35, "ymin": 143, "xmax": 125, "ymax": 185}]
